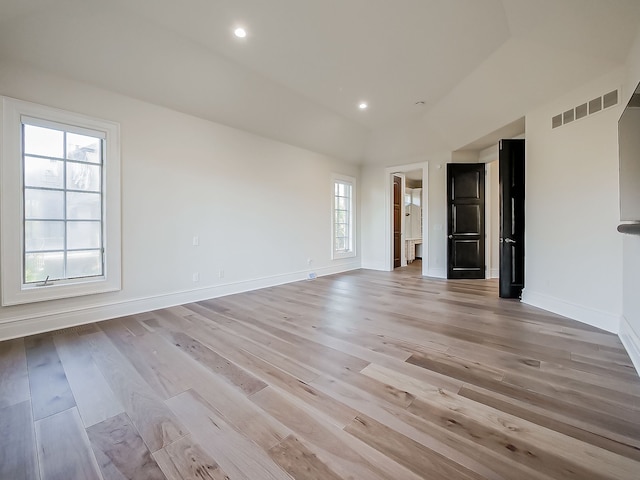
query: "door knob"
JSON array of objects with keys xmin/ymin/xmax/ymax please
[
  {"xmin": 448, "ymin": 235, "xmax": 453, "ymax": 239},
  {"xmin": 505, "ymin": 238, "xmax": 516, "ymax": 244}
]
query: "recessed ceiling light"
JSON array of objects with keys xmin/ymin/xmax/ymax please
[
  {"xmin": 358, "ymin": 102, "xmax": 368, "ymax": 110},
  {"xmin": 234, "ymin": 27, "xmax": 247, "ymax": 38}
]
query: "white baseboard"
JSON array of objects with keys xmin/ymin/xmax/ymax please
[
  {"xmin": 489, "ymin": 268, "xmax": 499, "ymax": 279},
  {"xmin": 521, "ymin": 289, "xmax": 620, "ymax": 333},
  {"xmin": 0, "ymin": 261, "xmax": 360, "ymax": 341},
  {"xmin": 427, "ymin": 267, "xmax": 447, "ymax": 279},
  {"xmin": 620, "ymin": 316, "xmax": 640, "ymax": 376},
  {"xmin": 361, "ymin": 261, "xmax": 388, "ymax": 271}
]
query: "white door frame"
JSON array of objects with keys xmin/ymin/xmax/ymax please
[{"xmin": 384, "ymin": 161, "xmax": 429, "ymax": 276}]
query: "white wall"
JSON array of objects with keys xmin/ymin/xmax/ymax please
[
  {"xmin": 521, "ymin": 69, "xmax": 625, "ymax": 333},
  {"xmin": 620, "ymin": 27, "xmax": 640, "ymax": 373},
  {"xmin": 361, "ymin": 153, "xmax": 449, "ymax": 278},
  {"xmin": 0, "ymin": 61, "xmax": 360, "ymax": 340},
  {"xmin": 486, "ymin": 159, "xmax": 500, "ymax": 279}
]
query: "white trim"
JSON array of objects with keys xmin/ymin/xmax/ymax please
[
  {"xmin": 619, "ymin": 316, "xmax": 640, "ymax": 376},
  {"xmin": 361, "ymin": 261, "xmax": 387, "ymax": 271},
  {"xmin": 0, "ymin": 261, "xmax": 361, "ymax": 341},
  {"xmin": 427, "ymin": 267, "xmax": 447, "ymax": 279},
  {"xmin": 331, "ymin": 173, "xmax": 356, "ymax": 260},
  {"xmin": 1, "ymin": 96, "xmax": 121, "ymax": 305},
  {"xmin": 489, "ymin": 268, "xmax": 500, "ymax": 279},
  {"xmin": 384, "ymin": 161, "xmax": 429, "ymax": 276},
  {"xmin": 521, "ymin": 289, "xmax": 620, "ymax": 333}
]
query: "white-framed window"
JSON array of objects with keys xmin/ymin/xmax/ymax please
[
  {"xmin": 332, "ymin": 174, "xmax": 356, "ymax": 259},
  {"xmin": 1, "ymin": 97, "xmax": 121, "ymax": 305}
]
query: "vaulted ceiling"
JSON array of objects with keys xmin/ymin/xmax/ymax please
[{"xmin": 1, "ymin": 0, "xmax": 639, "ymax": 163}]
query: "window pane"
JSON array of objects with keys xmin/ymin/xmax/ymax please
[
  {"xmin": 25, "ymin": 251, "xmax": 64, "ymax": 283},
  {"xmin": 67, "ymin": 133, "xmax": 101, "ymax": 164},
  {"xmin": 25, "ymin": 221, "xmax": 64, "ymax": 251},
  {"xmin": 23, "ymin": 124, "xmax": 64, "ymax": 158},
  {"xmin": 67, "ymin": 192, "xmax": 101, "ymax": 219},
  {"xmin": 67, "ymin": 162, "xmax": 101, "ymax": 192},
  {"xmin": 67, "ymin": 221, "xmax": 101, "ymax": 250},
  {"xmin": 24, "ymin": 189, "xmax": 64, "ymax": 219},
  {"xmin": 336, "ymin": 210, "xmax": 347, "ymax": 223},
  {"xmin": 24, "ymin": 157, "xmax": 64, "ymax": 189},
  {"xmin": 67, "ymin": 250, "xmax": 102, "ymax": 278},
  {"xmin": 336, "ymin": 224, "xmax": 346, "ymax": 237},
  {"xmin": 336, "ymin": 197, "xmax": 347, "ymax": 211},
  {"xmin": 335, "ymin": 237, "xmax": 346, "ymax": 251}
]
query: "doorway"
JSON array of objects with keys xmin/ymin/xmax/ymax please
[{"xmin": 384, "ymin": 162, "xmax": 429, "ymax": 276}]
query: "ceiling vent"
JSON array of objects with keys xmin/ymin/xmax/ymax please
[{"xmin": 552, "ymin": 89, "xmax": 618, "ymax": 129}]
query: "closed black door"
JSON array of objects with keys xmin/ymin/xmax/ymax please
[
  {"xmin": 447, "ymin": 164, "xmax": 485, "ymax": 279},
  {"xmin": 499, "ymin": 139, "xmax": 525, "ymax": 298}
]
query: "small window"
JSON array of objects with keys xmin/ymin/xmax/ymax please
[
  {"xmin": 332, "ymin": 175, "xmax": 356, "ymax": 259},
  {"xmin": 1, "ymin": 97, "xmax": 121, "ymax": 305}
]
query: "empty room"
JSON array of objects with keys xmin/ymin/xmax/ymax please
[{"xmin": 1, "ymin": 1, "xmax": 640, "ymax": 479}]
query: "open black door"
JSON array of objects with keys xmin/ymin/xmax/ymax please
[
  {"xmin": 393, "ymin": 175, "xmax": 401, "ymax": 268},
  {"xmin": 447, "ymin": 164, "xmax": 485, "ymax": 279},
  {"xmin": 499, "ymin": 139, "xmax": 525, "ymax": 298}
]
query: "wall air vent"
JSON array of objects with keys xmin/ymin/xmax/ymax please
[{"xmin": 552, "ymin": 90, "xmax": 618, "ymax": 129}]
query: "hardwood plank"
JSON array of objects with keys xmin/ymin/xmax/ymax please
[
  {"xmin": 153, "ymin": 434, "xmax": 231, "ymax": 480},
  {"xmin": 344, "ymin": 414, "xmax": 485, "ymax": 480},
  {"xmin": 35, "ymin": 407, "xmax": 102, "ymax": 480},
  {"xmin": 412, "ymin": 390, "xmax": 639, "ymax": 480},
  {"xmin": 53, "ymin": 333, "xmax": 124, "ymax": 427},
  {"xmin": 458, "ymin": 383, "xmax": 640, "ymax": 461},
  {"xmin": 25, "ymin": 335, "xmax": 76, "ymax": 421},
  {"xmin": 268, "ymin": 435, "xmax": 343, "ymax": 480},
  {"xmin": 406, "ymin": 349, "xmax": 506, "ymax": 383},
  {"xmin": 100, "ymin": 319, "xmax": 191, "ymax": 400},
  {"xmin": 165, "ymin": 329, "xmax": 268, "ymax": 396},
  {"xmin": 166, "ymin": 389, "xmax": 291, "ymax": 480},
  {"xmin": 87, "ymin": 412, "xmax": 166, "ymax": 480},
  {"xmin": 310, "ymin": 373, "xmax": 512, "ymax": 480},
  {"xmin": 250, "ymin": 386, "xmax": 418, "ymax": 480},
  {"xmin": 0, "ymin": 338, "xmax": 30, "ymax": 408},
  {"xmin": 364, "ymin": 361, "xmax": 640, "ymax": 479},
  {"xmin": 0, "ymin": 400, "xmax": 39, "ymax": 480},
  {"xmin": 147, "ymin": 311, "xmax": 358, "ymax": 429},
  {"xmin": 188, "ymin": 301, "xmax": 371, "ymax": 378},
  {"xmin": 81, "ymin": 330, "xmax": 186, "ymax": 452}
]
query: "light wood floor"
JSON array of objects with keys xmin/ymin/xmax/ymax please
[{"xmin": 1, "ymin": 262, "xmax": 639, "ymax": 480}]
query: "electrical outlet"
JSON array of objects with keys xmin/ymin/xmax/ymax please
[
  {"xmin": 307, "ymin": 257, "xmax": 313, "ymax": 266},
  {"xmin": 192, "ymin": 272, "xmax": 199, "ymax": 282},
  {"xmin": 192, "ymin": 236, "xmax": 199, "ymax": 246},
  {"xmin": 218, "ymin": 269, "xmax": 224, "ymax": 278}
]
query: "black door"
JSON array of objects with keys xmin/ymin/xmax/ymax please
[
  {"xmin": 499, "ymin": 139, "xmax": 525, "ymax": 298},
  {"xmin": 393, "ymin": 175, "xmax": 401, "ymax": 268},
  {"xmin": 447, "ymin": 164, "xmax": 485, "ymax": 279}
]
